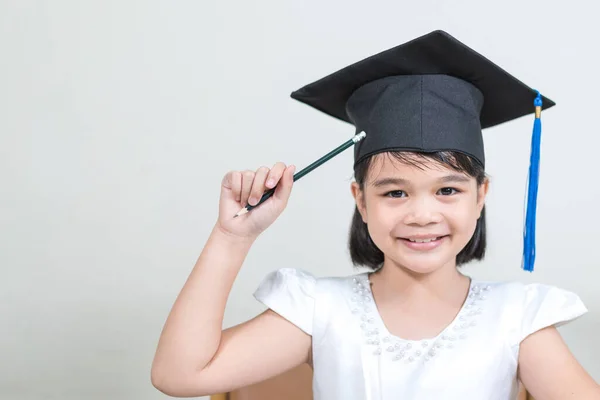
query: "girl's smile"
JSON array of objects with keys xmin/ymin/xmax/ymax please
[{"xmin": 398, "ymin": 234, "xmax": 449, "ymax": 251}]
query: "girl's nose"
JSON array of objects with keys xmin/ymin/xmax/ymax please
[{"xmin": 402, "ymin": 199, "xmax": 443, "ymax": 226}]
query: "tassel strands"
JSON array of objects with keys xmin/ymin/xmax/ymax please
[{"xmin": 522, "ymin": 92, "xmax": 543, "ymax": 272}]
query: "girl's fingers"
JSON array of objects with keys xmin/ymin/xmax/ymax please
[
  {"xmin": 221, "ymin": 171, "xmax": 242, "ymax": 201},
  {"xmin": 230, "ymin": 171, "xmax": 242, "ymax": 202},
  {"xmin": 226, "ymin": 162, "xmax": 292, "ymax": 209},
  {"xmin": 240, "ymin": 170, "xmax": 255, "ymax": 206},
  {"xmin": 265, "ymin": 162, "xmax": 287, "ymax": 189},
  {"xmin": 248, "ymin": 166, "xmax": 270, "ymax": 206},
  {"xmin": 274, "ymin": 165, "xmax": 296, "ymax": 202}
]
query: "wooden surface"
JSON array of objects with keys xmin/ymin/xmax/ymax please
[{"xmin": 211, "ymin": 364, "xmax": 312, "ymax": 400}]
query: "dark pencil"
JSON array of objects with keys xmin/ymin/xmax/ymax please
[{"xmin": 234, "ymin": 131, "xmax": 366, "ymax": 218}]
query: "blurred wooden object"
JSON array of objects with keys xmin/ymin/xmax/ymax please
[
  {"xmin": 211, "ymin": 364, "xmax": 534, "ymax": 399},
  {"xmin": 210, "ymin": 364, "xmax": 312, "ymax": 400}
]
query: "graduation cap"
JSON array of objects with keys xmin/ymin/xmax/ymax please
[{"xmin": 290, "ymin": 30, "xmax": 554, "ymax": 272}]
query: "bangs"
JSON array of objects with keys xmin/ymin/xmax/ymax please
[{"xmin": 356, "ymin": 150, "xmax": 486, "ymax": 186}]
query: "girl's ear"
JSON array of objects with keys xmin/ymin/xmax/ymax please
[
  {"xmin": 477, "ymin": 178, "xmax": 490, "ymax": 217},
  {"xmin": 351, "ymin": 182, "xmax": 368, "ymax": 223}
]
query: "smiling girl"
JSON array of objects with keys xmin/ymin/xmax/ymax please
[{"xmin": 151, "ymin": 31, "xmax": 599, "ymax": 399}]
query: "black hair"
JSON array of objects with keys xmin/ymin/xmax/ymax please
[{"xmin": 348, "ymin": 151, "xmax": 487, "ymax": 270}]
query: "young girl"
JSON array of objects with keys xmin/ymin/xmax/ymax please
[{"xmin": 151, "ymin": 31, "xmax": 599, "ymax": 399}]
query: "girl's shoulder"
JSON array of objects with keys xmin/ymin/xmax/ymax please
[
  {"xmin": 252, "ymin": 268, "xmax": 366, "ymax": 319},
  {"xmin": 472, "ymin": 278, "xmax": 585, "ymax": 310},
  {"xmin": 255, "ymin": 267, "xmax": 364, "ymax": 287},
  {"xmin": 252, "ymin": 268, "xmax": 360, "ymax": 334},
  {"xmin": 253, "ymin": 267, "xmax": 364, "ymax": 301},
  {"xmin": 470, "ymin": 278, "xmax": 587, "ymax": 345}
]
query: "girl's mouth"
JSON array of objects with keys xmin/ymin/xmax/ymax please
[{"xmin": 398, "ymin": 235, "xmax": 448, "ymax": 250}]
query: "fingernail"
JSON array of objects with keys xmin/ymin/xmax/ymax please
[
  {"xmin": 249, "ymin": 197, "xmax": 257, "ymax": 205},
  {"xmin": 267, "ymin": 179, "xmax": 275, "ymax": 188}
]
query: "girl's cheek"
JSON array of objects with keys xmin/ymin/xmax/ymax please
[
  {"xmin": 373, "ymin": 206, "xmax": 402, "ymax": 228},
  {"xmin": 442, "ymin": 203, "xmax": 470, "ymax": 221},
  {"xmin": 451, "ymin": 208, "xmax": 479, "ymax": 230}
]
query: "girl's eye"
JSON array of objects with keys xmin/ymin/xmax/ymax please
[
  {"xmin": 385, "ymin": 190, "xmax": 407, "ymax": 198},
  {"xmin": 438, "ymin": 187, "xmax": 460, "ymax": 196}
]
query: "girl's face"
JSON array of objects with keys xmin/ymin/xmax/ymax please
[{"xmin": 351, "ymin": 153, "xmax": 488, "ymax": 274}]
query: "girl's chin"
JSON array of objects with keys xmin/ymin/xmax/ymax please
[
  {"xmin": 398, "ymin": 262, "xmax": 451, "ymax": 275},
  {"xmin": 385, "ymin": 252, "xmax": 457, "ymax": 274}
]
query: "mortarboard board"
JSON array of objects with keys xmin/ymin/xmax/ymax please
[{"xmin": 290, "ymin": 30, "xmax": 554, "ymax": 272}]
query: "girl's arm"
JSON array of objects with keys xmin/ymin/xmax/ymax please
[
  {"xmin": 151, "ymin": 163, "xmax": 311, "ymax": 397},
  {"xmin": 518, "ymin": 326, "xmax": 600, "ymax": 399}
]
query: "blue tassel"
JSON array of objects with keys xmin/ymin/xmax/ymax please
[{"xmin": 522, "ymin": 92, "xmax": 543, "ymax": 272}]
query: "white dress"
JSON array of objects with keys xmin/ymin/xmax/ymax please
[{"xmin": 253, "ymin": 268, "xmax": 587, "ymax": 400}]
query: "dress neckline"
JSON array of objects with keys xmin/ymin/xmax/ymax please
[
  {"xmin": 350, "ymin": 273, "xmax": 492, "ymax": 363},
  {"xmin": 364, "ymin": 272, "xmax": 474, "ymax": 344}
]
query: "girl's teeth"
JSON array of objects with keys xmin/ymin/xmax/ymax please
[{"xmin": 409, "ymin": 237, "xmax": 439, "ymax": 243}]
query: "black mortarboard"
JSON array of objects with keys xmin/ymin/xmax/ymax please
[
  {"xmin": 290, "ymin": 30, "xmax": 554, "ymax": 272},
  {"xmin": 290, "ymin": 30, "xmax": 554, "ymax": 168}
]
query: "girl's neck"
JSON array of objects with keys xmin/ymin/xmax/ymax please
[{"xmin": 369, "ymin": 259, "xmax": 470, "ymax": 306}]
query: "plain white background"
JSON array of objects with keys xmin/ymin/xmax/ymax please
[{"xmin": 1, "ymin": 1, "xmax": 599, "ymax": 399}]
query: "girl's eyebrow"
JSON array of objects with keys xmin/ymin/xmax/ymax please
[
  {"xmin": 438, "ymin": 174, "xmax": 471, "ymax": 184},
  {"xmin": 371, "ymin": 174, "xmax": 470, "ymax": 187},
  {"xmin": 371, "ymin": 177, "xmax": 409, "ymax": 187}
]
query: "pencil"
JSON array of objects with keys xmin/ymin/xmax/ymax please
[{"xmin": 234, "ymin": 131, "xmax": 366, "ymax": 218}]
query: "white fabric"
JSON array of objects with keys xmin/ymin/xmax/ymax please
[
  {"xmin": 253, "ymin": 268, "xmax": 316, "ymax": 335},
  {"xmin": 253, "ymin": 267, "xmax": 587, "ymax": 400}
]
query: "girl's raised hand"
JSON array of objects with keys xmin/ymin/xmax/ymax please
[{"xmin": 217, "ymin": 162, "xmax": 295, "ymax": 241}]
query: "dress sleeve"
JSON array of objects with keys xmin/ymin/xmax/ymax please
[
  {"xmin": 253, "ymin": 268, "xmax": 316, "ymax": 335},
  {"xmin": 516, "ymin": 283, "xmax": 587, "ymax": 344}
]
